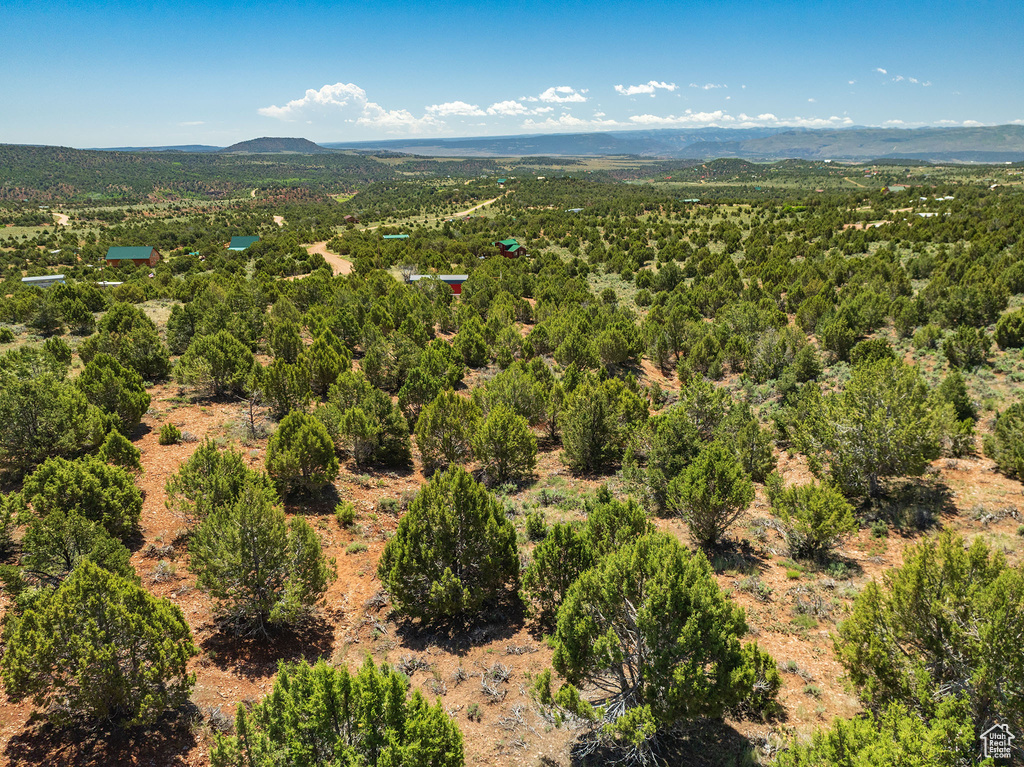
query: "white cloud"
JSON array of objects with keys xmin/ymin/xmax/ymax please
[
  {"xmin": 538, "ymin": 86, "xmax": 588, "ymax": 103},
  {"xmin": 259, "ymin": 82, "xmax": 369, "ymax": 120},
  {"xmin": 520, "ymin": 113, "xmax": 622, "ymax": 131},
  {"xmin": 425, "ymin": 101, "xmax": 485, "ymax": 117},
  {"xmin": 962, "ymin": 120, "xmax": 984, "ymax": 127},
  {"xmin": 630, "ymin": 110, "xmax": 854, "ymax": 129},
  {"xmin": 486, "ymin": 100, "xmax": 529, "ymax": 116},
  {"xmin": 893, "ymin": 75, "xmax": 905, "ymax": 82},
  {"xmin": 486, "ymin": 100, "xmax": 554, "ymax": 117},
  {"xmin": 689, "ymin": 83, "xmax": 726, "ymax": 90},
  {"xmin": 614, "ymin": 80, "xmax": 677, "ymax": 96},
  {"xmin": 848, "ymin": 80, "xmax": 856, "ymax": 85},
  {"xmin": 594, "ymin": 111, "xmax": 606, "ymax": 117},
  {"xmin": 908, "ymin": 77, "xmax": 918, "ymax": 84},
  {"xmin": 630, "ymin": 110, "xmax": 733, "ymax": 126},
  {"xmin": 356, "ymin": 103, "xmax": 439, "ymax": 133},
  {"xmin": 875, "ymin": 67, "xmax": 888, "ymax": 74},
  {"xmin": 260, "ymin": 82, "xmax": 442, "ymax": 134},
  {"xmin": 884, "ymin": 119, "xmax": 906, "ymax": 125},
  {"xmin": 178, "ymin": 121, "xmax": 204, "ymax": 126},
  {"xmin": 808, "ymin": 98, "xmax": 816, "ymax": 103}
]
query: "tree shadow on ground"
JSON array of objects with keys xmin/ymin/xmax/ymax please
[
  {"xmin": 392, "ymin": 595, "xmax": 527, "ymax": 658},
  {"xmin": 707, "ymin": 538, "xmax": 770, "ymax": 577},
  {"xmin": 129, "ymin": 422, "xmax": 152, "ymax": 441},
  {"xmin": 199, "ymin": 615, "xmax": 334, "ymax": 679},
  {"xmin": 863, "ymin": 477, "xmax": 957, "ymax": 535},
  {"xmin": 570, "ymin": 718, "xmax": 765, "ymax": 767},
  {"xmin": 281, "ymin": 484, "xmax": 342, "ymax": 516},
  {"xmin": 4, "ymin": 705, "xmax": 198, "ymax": 767}
]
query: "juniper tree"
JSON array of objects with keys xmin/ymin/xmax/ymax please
[
  {"xmin": 21, "ymin": 455, "xmax": 142, "ymax": 541},
  {"xmin": 211, "ymin": 657, "xmax": 464, "ymax": 767},
  {"xmin": 164, "ymin": 439, "xmax": 263, "ymax": 526},
  {"xmin": 377, "ymin": 466, "xmax": 518, "ymax": 622},
  {"xmin": 414, "ymin": 390, "xmax": 480, "ymax": 475},
  {"xmin": 547, "ymin": 533, "xmax": 770, "ymax": 763},
  {"xmin": 188, "ymin": 475, "xmax": 334, "ymax": 635},
  {"xmin": 668, "ymin": 441, "xmax": 753, "ymax": 548},
  {"xmin": 176, "ymin": 330, "xmax": 256, "ymax": 397},
  {"xmin": 75, "ymin": 352, "xmax": 150, "ymax": 434},
  {"xmin": 771, "ymin": 481, "xmax": 857, "ymax": 560},
  {"xmin": 1, "ymin": 561, "xmax": 196, "ymax": 726},
  {"xmin": 266, "ymin": 411, "xmax": 339, "ymax": 495},
  {"xmin": 835, "ymin": 531, "xmax": 1024, "ymax": 753},
  {"xmin": 471, "ymin": 404, "xmax": 536, "ymax": 484},
  {"xmin": 799, "ymin": 358, "xmax": 941, "ymax": 497}
]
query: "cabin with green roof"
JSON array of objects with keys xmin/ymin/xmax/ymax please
[
  {"xmin": 105, "ymin": 246, "xmax": 161, "ymax": 266},
  {"xmin": 228, "ymin": 235, "xmax": 259, "ymax": 251},
  {"xmin": 382, "ymin": 234, "xmax": 409, "ymax": 240},
  {"xmin": 492, "ymin": 238, "xmax": 524, "ymax": 259}
]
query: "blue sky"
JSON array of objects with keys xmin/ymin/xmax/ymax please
[{"xmin": 2, "ymin": 0, "xmax": 1022, "ymax": 147}]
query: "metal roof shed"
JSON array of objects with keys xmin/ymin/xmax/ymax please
[
  {"xmin": 228, "ymin": 236, "xmax": 259, "ymax": 251},
  {"xmin": 21, "ymin": 274, "xmax": 65, "ymax": 288}
]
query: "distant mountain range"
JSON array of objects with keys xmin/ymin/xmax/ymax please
[{"xmin": 95, "ymin": 126, "xmax": 1024, "ymax": 163}]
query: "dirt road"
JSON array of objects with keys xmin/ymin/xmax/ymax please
[
  {"xmin": 273, "ymin": 215, "xmax": 285, "ymax": 227},
  {"xmin": 307, "ymin": 241, "xmax": 353, "ymax": 275},
  {"xmin": 362, "ymin": 195, "xmax": 502, "ymax": 231},
  {"xmin": 52, "ymin": 212, "xmax": 70, "ymax": 226}
]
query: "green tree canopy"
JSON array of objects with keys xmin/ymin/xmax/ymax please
[
  {"xmin": 188, "ymin": 474, "xmax": 334, "ymax": 635},
  {"xmin": 415, "ymin": 389, "xmax": 480, "ymax": 475},
  {"xmin": 799, "ymin": 358, "xmax": 941, "ymax": 497},
  {"xmin": 176, "ymin": 330, "xmax": 256, "ymax": 398},
  {"xmin": 165, "ymin": 439, "xmax": 269, "ymax": 525},
  {"xmin": 377, "ymin": 466, "xmax": 518, "ymax": 622},
  {"xmin": 20, "ymin": 455, "xmax": 142, "ymax": 541},
  {"xmin": 1, "ymin": 561, "xmax": 196, "ymax": 727},
  {"xmin": 75, "ymin": 352, "xmax": 151, "ymax": 434},
  {"xmin": 668, "ymin": 441, "xmax": 753, "ymax": 548},
  {"xmin": 266, "ymin": 411, "xmax": 339, "ymax": 495},
  {"xmin": 771, "ymin": 481, "xmax": 857, "ymax": 560},
  {"xmin": 775, "ymin": 699, "xmax": 981, "ymax": 767},
  {"xmin": 471, "ymin": 403, "xmax": 537, "ymax": 484},
  {"xmin": 0, "ymin": 374, "xmax": 107, "ymax": 476},
  {"xmin": 211, "ymin": 656, "xmax": 464, "ymax": 767},
  {"xmin": 549, "ymin": 533, "xmax": 765, "ymax": 762},
  {"xmin": 835, "ymin": 531, "xmax": 1024, "ymax": 752}
]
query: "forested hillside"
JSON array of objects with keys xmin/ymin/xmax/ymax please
[{"xmin": 0, "ymin": 158, "xmax": 1022, "ymax": 766}]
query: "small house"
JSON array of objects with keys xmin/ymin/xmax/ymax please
[
  {"xmin": 382, "ymin": 234, "xmax": 410, "ymax": 240},
  {"xmin": 21, "ymin": 274, "xmax": 65, "ymax": 288},
  {"xmin": 105, "ymin": 246, "xmax": 161, "ymax": 267},
  {"xmin": 228, "ymin": 235, "xmax": 259, "ymax": 251},
  {"xmin": 492, "ymin": 238, "xmax": 524, "ymax": 259},
  {"xmin": 409, "ymin": 274, "xmax": 468, "ymax": 295}
]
